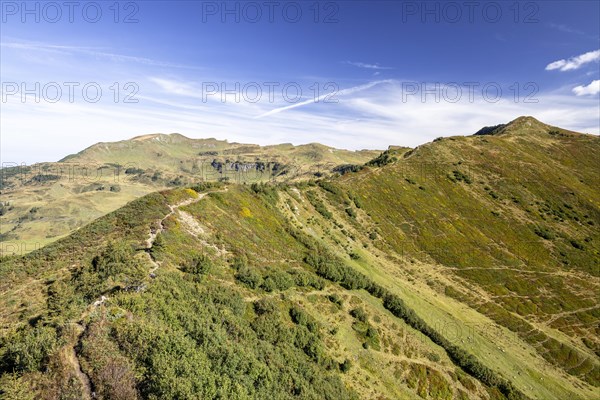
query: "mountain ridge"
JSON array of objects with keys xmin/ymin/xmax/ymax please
[
  {"xmin": 1, "ymin": 116, "xmax": 598, "ymax": 399},
  {"xmin": 59, "ymin": 133, "xmax": 381, "ymax": 164}
]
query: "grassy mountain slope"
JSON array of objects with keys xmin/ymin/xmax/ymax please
[
  {"xmin": 0, "ymin": 117, "xmax": 598, "ymax": 399},
  {"xmin": 0, "ymin": 134, "xmax": 380, "ymax": 256}
]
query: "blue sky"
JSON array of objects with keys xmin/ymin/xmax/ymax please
[{"xmin": 1, "ymin": 0, "xmax": 599, "ymax": 164}]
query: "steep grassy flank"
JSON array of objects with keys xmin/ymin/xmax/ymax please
[
  {"xmin": 277, "ymin": 183, "xmax": 597, "ymax": 399},
  {"xmin": 326, "ymin": 117, "xmax": 600, "ymax": 389}
]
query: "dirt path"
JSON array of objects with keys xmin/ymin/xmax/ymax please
[
  {"xmin": 177, "ymin": 208, "xmax": 229, "ymax": 257},
  {"xmin": 63, "ymin": 188, "xmax": 225, "ymax": 399},
  {"xmin": 544, "ymin": 305, "xmax": 600, "ymax": 324},
  {"xmin": 145, "ymin": 195, "xmax": 205, "ymax": 248},
  {"xmin": 63, "ymin": 323, "xmax": 92, "ymax": 399},
  {"xmin": 144, "ymin": 191, "xmax": 215, "ymax": 273}
]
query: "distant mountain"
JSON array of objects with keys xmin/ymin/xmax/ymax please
[
  {"xmin": 59, "ymin": 133, "xmax": 379, "ymax": 172},
  {"xmin": 0, "ymin": 135, "xmax": 381, "ymax": 255},
  {"xmin": 1, "ymin": 117, "xmax": 598, "ymax": 399}
]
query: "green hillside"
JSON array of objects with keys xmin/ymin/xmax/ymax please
[{"xmin": 0, "ymin": 117, "xmax": 598, "ymax": 399}]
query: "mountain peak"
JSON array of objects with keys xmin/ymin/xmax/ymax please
[
  {"xmin": 474, "ymin": 116, "xmax": 554, "ymax": 137},
  {"xmin": 130, "ymin": 133, "xmax": 162, "ymax": 141},
  {"xmin": 504, "ymin": 115, "xmax": 547, "ymax": 130},
  {"xmin": 509, "ymin": 115, "xmax": 542, "ymax": 124},
  {"xmin": 129, "ymin": 133, "xmax": 191, "ymax": 143}
]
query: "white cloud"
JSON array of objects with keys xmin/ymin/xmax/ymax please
[
  {"xmin": 573, "ymin": 80, "xmax": 600, "ymax": 96},
  {"xmin": 344, "ymin": 61, "xmax": 393, "ymax": 70},
  {"xmin": 545, "ymin": 49, "xmax": 600, "ymax": 71}
]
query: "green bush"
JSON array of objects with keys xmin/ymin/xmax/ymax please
[
  {"xmin": 0, "ymin": 326, "xmax": 60, "ymax": 373},
  {"xmin": 235, "ymin": 267, "xmax": 263, "ymax": 289},
  {"xmin": 289, "ymin": 270, "xmax": 326, "ymax": 290},
  {"xmin": 365, "ymin": 325, "xmax": 380, "ymax": 350},
  {"xmin": 533, "ymin": 226, "xmax": 554, "ymax": 240},
  {"xmin": 289, "ymin": 305, "xmax": 318, "ymax": 333},
  {"xmin": 339, "ymin": 359, "xmax": 352, "ymax": 373},
  {"xmin": 261, "ymin": 271, "xmax": 293, "ymax": 292},
  {"xmin": 352, "ymin": 196, "xmax": 363, "ymax": 209},
  {"xmin": 328, "ymin": 294, "xmax": 343, "ymax": 306},
  {"xmin": 426, "ymin": 352, "xmax": 441, "ymax": 362},
  {"xmin": 333, "ymin": 164, "xmax": 362, "ymax": 175},
  {"xmin": 350, "ymin": 307, "xmax": 368, "ymax": 323},
  {"xmin": 190, "ymin": 181, "xmax": 223, "ymax": 192},
  {"xmin": 317, "ymin": 180, "xmax": 344, "ymax": 197},
  {"xmin": 250, "ymin": 182, "xmax": 279, "ymax": 203},
  {"xmin": 253, "ymin": 298, "xmax": 278, "ymax": 315},
  {"xmin": 125, "ymin": 167, "xmax": 144, "ymax": 175},
  {"xmin": 46, "ymin": 279, "xmax": 78, "ymax": 321},
  {"xmin": 570, "ymin": 239, "xmax": 584, "ymax": 250},
  {"xmin": 183, "ymin": 254, "xmax": 212, "ymax": 280},
  {"xmin": 449, "ymin": 170, "xmax": 472, "ymax": 184},
  {"xmin": 231, "ymin": 255, "xmax": 248, "ymax": 270},
  {"xmin": 0, "ymin": 373, "xmax": 35, "ymax": 400},
  {"xmin": 366, "ymin": 151, "xmax": 397, "ymax": 167}
]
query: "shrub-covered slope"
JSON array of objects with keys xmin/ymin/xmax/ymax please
[{"xmin": 0, "ymin": 117, "xmax": 598, "ymax": 399}]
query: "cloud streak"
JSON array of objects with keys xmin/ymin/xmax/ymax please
[
  {"xmin": 344, "ymin": 61, "xmax": 393, "ymax": 70},
  {"xmin": 547, "ymin": 23, "xmax": 585, "ymax": 35},
  {"xmin": 1, "ymin": 41, "xmax": 199, "ymax": 69},
  {"xmin": 254, "ymin": 80, "xmax": 394, "ymax": 119}
]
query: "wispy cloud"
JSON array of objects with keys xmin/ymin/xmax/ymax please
[
  {"xmin": 547, "ymin": 23, "xmax": 585, "ymax": 35},
  {"xmin": 254, "ymin": 80, "xmax": 394, "ymax": 118},
  {"xmin": 573, "ymin": 80, "xmax": 600, "ymax": 96},
  {"xmin": 149, "ymin": 77, "xmax": 203, "ymax": 98},
  {"xmin": 494, "ymin": 33, "xmax": 507, "ymax": 42},
  {"xmin": 1, "ymin": 40, "xmax": 199, "ymax": 69},
  {"xmin": 344, "ymin": 61, "xmax": 393, "ymax": 70},
  {"xmin": 545, "ymin": 49, "xmax": 600, "ymax": 72}
]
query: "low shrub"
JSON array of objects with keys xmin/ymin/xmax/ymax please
[{"xmin": 235, "ymin": 267, "xmax": 262, "ymax": 289}]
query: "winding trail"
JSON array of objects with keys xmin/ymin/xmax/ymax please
[
  {"xmin": 66, "ymin": 188, "xmax": 225, "ymax": 399},
  {"xmin": 64, "ymin": 323, "xmax": 93, "ymax": 399}
]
